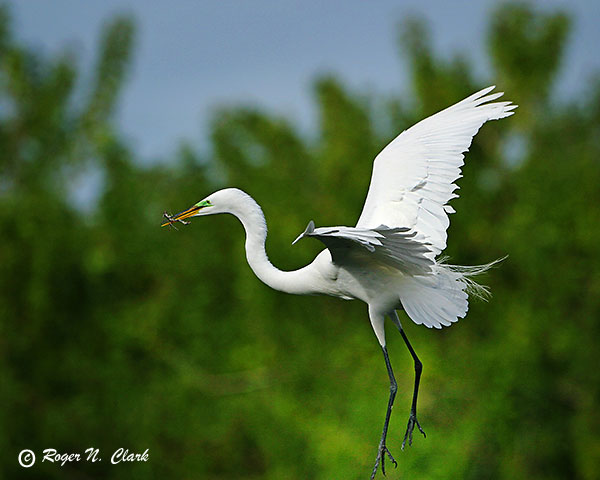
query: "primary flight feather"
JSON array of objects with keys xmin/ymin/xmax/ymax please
[
  {"xmin": 163, "ymin": 86, "xmax": 516, "ymax": 479},
  {"xmin": 358, "ymin": 85, "xmax": 516, "ymax": 253}
]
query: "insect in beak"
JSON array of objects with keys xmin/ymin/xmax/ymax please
[
  {"xmin": 161, "ymin": 200, "xmax": 212, "ymax": 228},
  {"xmin": 161, "ymin": 205, "xmax": 201, "ymax": 228},
  {"xmin": 162, "ymin": 210, "xmax": 193, "ymax": 229}
]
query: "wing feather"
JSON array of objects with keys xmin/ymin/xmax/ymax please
[
  {"xmin": 293, "ymin": 221, "xmax": 435, "ymax": 275},
  {"xmin": 356, "ymin": 86, "xmax": 517, "ymax": 256}
]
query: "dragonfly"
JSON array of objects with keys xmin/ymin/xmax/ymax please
[{"xmin": 162, "ymin": 211, "xmax": 191, "ymax": 230}]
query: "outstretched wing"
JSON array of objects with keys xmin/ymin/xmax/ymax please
[
  {"xmin": 293, "ymin": 220, "xmax": 435, "ymax": 275},
  {"xmin": 356, "ymin": 86, "xmax": 517, "ymax": 256}
]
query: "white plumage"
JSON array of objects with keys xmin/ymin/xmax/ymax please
[
  {"xmin": 358, "ymin": 85, "xmax": 516, "ymax": 255},
  {"xmin": 293, "ymin": 220, "xmax": 435, "ymax": 274},
  {"xmin": 164, "ymin": 86, "xmax": 516, "ymax": 479}
]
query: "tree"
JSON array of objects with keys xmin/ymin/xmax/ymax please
[{"xmin": 1, "ymin": 3, "xmax": 598, "ymax": 479}]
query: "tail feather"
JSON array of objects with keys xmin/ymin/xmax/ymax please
[{"xmin": 399, "ymin": 257, "xmax": 504, "ymax": 329}]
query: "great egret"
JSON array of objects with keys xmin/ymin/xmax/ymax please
[{"xmin": 162, "ymin": 86, "xmax": 516, "ymax": 478}]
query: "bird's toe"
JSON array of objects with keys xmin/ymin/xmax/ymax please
[
  {"xmin": 402, "ymin": 413, "xmax": 426, "ymax": 450},
  {"xmin": 370, "ymin": 444, "xmax": 397, "ymax": 479}
]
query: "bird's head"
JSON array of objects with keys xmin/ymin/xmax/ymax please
[{"xmin": 161, "ymin": 188, "xmax": 250, "ymax": 227}]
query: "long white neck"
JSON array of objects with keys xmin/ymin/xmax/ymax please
[{"xmin": 229, "ymin": 192, "xmax": 318, "ymax": 295}]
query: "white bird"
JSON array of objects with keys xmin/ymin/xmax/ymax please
[{"xmin": 162, "ymin": 86, "xmax": 516, "ymax": 478}]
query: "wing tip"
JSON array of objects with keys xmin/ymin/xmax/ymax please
[
  {"xmin": 469, "ymin": 85, "xmax": 496, "ymax": 102},
  {"xmin": 292, "ymin": 220, "xmax": 315, "ymax": 245}
]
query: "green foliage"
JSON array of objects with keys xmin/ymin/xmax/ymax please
[
  {"xmin": 489, "ymin": 4, "xmax": 570, "ymax": 111},
  {"xmin": 1, "ymin": 3, "xmax": 599, "ymax": 479}
]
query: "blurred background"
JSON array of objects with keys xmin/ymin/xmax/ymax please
[{"xmin": 1, "ymin": 1, "xmax": 599, "ymax": 479}]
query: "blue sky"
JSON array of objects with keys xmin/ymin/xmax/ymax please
[{"xmin": 8, "ymin": 0, "xmax": 600, "ymax": 161}]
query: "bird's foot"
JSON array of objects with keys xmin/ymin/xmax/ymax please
[
  {"xmin": 370, "ymin": 443, "xmax": 397, "ymax": 479},
  {"xmin": 401, "ymin": 412, "xmax": 426, "ymax": 450}
]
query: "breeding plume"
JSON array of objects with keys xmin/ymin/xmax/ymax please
[{"xmin": 163, "ymin": 86, "xmax": 516, "ymax": 478}]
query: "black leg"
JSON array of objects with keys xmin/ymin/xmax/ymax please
[
  {"xmin": 370, "ymin": 346, "xmax": 398, "ymax": 480},
  {"xmin": 391, "ymin": 312, "xmax": 426, "ymax": 449}
]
